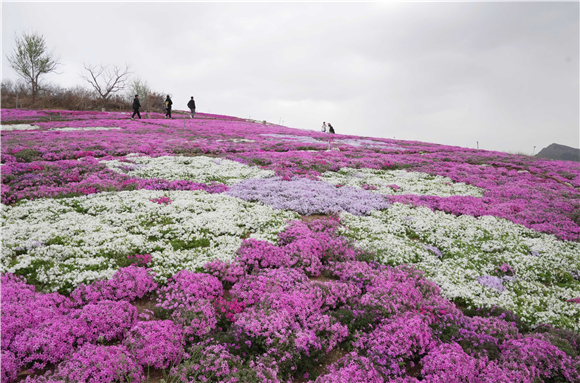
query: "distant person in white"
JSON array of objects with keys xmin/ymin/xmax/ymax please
[{"xmin": 321, "ymin": 122, "xmax": 327, "ymax": 133}]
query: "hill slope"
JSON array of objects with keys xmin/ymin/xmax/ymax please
[{"xmin": 1, "ymin": 108, "xmax": 580, "ymax": 382}]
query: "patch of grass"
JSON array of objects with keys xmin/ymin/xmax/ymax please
[{"xmin": 14, "ymin": 149, "xmax": 40, "ymax": 162}]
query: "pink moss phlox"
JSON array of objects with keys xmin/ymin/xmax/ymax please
[
  {"xmin": 1, "ymin": 108, "xmax": 48, "ymax": 120},
  {"xmin": 11, "ymin": 314, "xmax": 85, "ymax": 370},
  {"xmin": 72, "ymin": 300, "xmax": 138, "ymax": 342},
  {"xmin": 56, "ymin": 344, "xmax": 144, "ymax": 383},
  {"xmin": 464, "ymin": 316, "xmax": 520, "ymax": 344},
  {"xmin": 214, "ymin": 296, "xmax": 246, "ymax": 323},
  {"xmin": 352, "ymin": 312, "xmax": 436, "ymax": 376},
  {"xmin": 1, "ymin": 350, "xmax": 20, "ymax": 383},
  {"xmin": 230, "ymin": 268, "xmax": 308, "ymax": 306},
  {"xmin": 154, "ymin": 271, "xmax": 223, "ymax": 338},
  {"xmin": 123, "ymin": 320, "xmax": 185, "ymax": 369},
  {"xmin": 362, "ymin": 183, "xmax": 378, "ymax": 191},
  {"xmin": 236, "ymin": 218, "xmax": 357, "ymax": 277},
  {"xmin": 127, "ymin": 253, "xmax": 152, "ymax": 265},
  {"xmin": 499, "ymin": 335, "xmax": 579, "ymax": 381},
  {"xmin": 231, "ymin": 267, "xmax": 350, "ymax": 357},
  {"xmin": 203, "ymin": 259, "xmax": 246, "ymax": 286},
  {"xmin": 237, "ymin": 238, "xmax": 296, "ymax": 271},
  {"xmin": 315, "ymin": 352, "xmax": 389, "ymax": 383},
  {"xmin": 420, "ymin": 343, "xmax": 519, "ymax": 382},
  {"xmin": 495, "ymin": 262, "xmax": 516, "ymax": 277},
  {"xmin": 11, "ymin": 300, "xmax": 136, "ymax": 370},
  {"xmin": 149, "ymin": 196, "xmax": 173, "ymax": 205},
  {"xmin": 175, "ymin": 299, "xmax": 219, "ymax": 338},
  {"xmin": 70, "ymin": 266, "xmax": 157, "ymax": 306},
  {"xmin": 171, "ymin": 340, "xmax": 283, "ymax": 382},
  {"xmin": 1, "ymin": 274, "xmax": 71, "ymax": 350},
  {"xmin": 155, "ymin": 270, "xmax": 223, "ymax": 311}
]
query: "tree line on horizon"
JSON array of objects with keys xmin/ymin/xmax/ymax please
[{"xmin": 2, "ymin": 31, "xmax": 167, "ymax": 113}]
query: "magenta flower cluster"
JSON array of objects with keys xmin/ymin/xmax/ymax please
[
  {"xmin": 123, "ymin": 320, "xmax": 185, "ymax": 369},
  {"xmin": 150, "ymin": 195, "xmax": 173, "ymax": 205},
  {"xmin": 70, "ymin": 265, "xmax": 157, "ymax": 306},
  {"xmin": 213, "ymin": 296, "xmax": 246, "ymax": 323},
  {"xmin": 154, "ymin": 271, "xmax": 224, "ymax": 338},
  {"xmin": 127, "ymin": 253, "xmax": 153, "ymax": 265}
]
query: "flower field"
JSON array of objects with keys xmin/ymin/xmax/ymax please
[{"xmin": 1, "ymin": 108, "xmax": 580, "ymax": 382}]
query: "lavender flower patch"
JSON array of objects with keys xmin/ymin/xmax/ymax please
[
  {"xmin": 423, "ymin": 244, "xmax": 443, "ymax": 258},
  {"xmin": 477, "ymin": 275, "xmax": 506, "ymax": 293},
  {"xmin": 226, "ymin": 177, "xmax": 391, "ymax": 216}
]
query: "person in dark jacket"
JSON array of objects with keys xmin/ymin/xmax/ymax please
[
  {"xmin": 187, "ymin": 97, "xmax": 196, "ymax": 119},
  {"xmin": 328, "ymin": 123, "xmax": 335, "ymax": 134},
  {"xmin": 131, "ymin": 95, "xmax": 141, "ymax": 120},
  {"xmin": 164, "ymin": 95, "xmax": 173, "ymax": 119}
]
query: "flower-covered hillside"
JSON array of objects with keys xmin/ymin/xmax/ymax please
[{"xmin": 1, "ymin": 108, "xmax": 580, "ymax": 383}]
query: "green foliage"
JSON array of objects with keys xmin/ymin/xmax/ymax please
[
  {"xmin": 249, "ymin": 158, "xmax": 271, "ymax": 166},
  {"xmin": 404, "ymin": 227, "xmax": 421, "ymax": 240},
  {"xmin": 458, "ymin": 339, "xmax": 501, "ymax": 361},
  {"xmin": 7, "ymin": 31, "xmax": 61, "ymax": 98},
  {"xmin": 45, "ymin": 236, "xmax": 67, "ymax": 246},
  {"xmin": 386, "ymin": 163, "xmax": 415, "ymax": 171},
  {"xmin": 122, "ymin": 182, "xmax": 137, "ymax": 191},
  {"xmin": 430, "ymin": 321, "xmax": 461, "ymax": 343},
  {"xmin": 356, "ymin": 250, "xmax": 378, "ymax": 263},
  {"xmin": 169, "ymin": 237, "xmax": 210, "ymax": 251},
  {"xmin": 14, "ymin": 149, "xmax": 40, "ymax": 162},
  {"xmin": 332, "ymin": 305, "xmax": 390, "ymax": 350}
]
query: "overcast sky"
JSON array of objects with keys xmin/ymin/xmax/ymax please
[{"xmin": 2, "ymin": 2, "xmax": 579, "ymax": 153}]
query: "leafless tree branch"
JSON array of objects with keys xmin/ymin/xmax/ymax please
[{"xmin": 80, "ymin": 62, "xmax": 132, "ymax": 102}]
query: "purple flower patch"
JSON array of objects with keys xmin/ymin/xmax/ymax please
[{"xmin": 226, "ymin": 177, "xmax": 390, "ymax": 215}]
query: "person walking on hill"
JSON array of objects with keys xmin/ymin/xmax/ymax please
[
  {"xmin": 131, "ymin": 95, "xmax": 141, "ymax": 120},
  {"xmin": 328, "ymin": 123, "xmax": 335, "ymax": 134},
  {"xmin": 187, "ymin": 97, "xmax": 196, "ymax": 119},
  {"xmin": 321, "ymin": 122, "xmax": 327, "ymax": 133},
  {"xmin": 165, "ymin": 95, "xmax": 173, "ymax": 119}
]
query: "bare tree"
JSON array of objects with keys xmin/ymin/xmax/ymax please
[
  {"xmin": 6, "ymin": 31, "xmax": 61, "ymax": 101},
  {"xmin": 81, "ymin": 63, "xmax": 132, "ymax": 104}
]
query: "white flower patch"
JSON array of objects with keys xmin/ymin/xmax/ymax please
[
  {"xmin": 216, "ymin": 139, "xmax": 255, "ymax": 143},
  {"xmin": 48, "ymin": 127, "xmax": 122, "ymax": 131},
  {"xmin": 1, "ymin": 124, "xmax": 41, "ymax": 131},
  {"xmin": 335, "ymin": 139, "xmax": 405, "ymax": 150},
  {"xmin": 261, "ymin": 134, "xmax": 322, "ymax": 145},
  {"xmin": 321, "ymin": 167, "xmax": 483, "ymax": 197},
  {"xmin": 339, "ymin": 203, "xmax": 580, "ymax": 330},
  {"xmin": 0, "ymin": 190, "xmax": 298, "ymax": 292},
  {"xmin": 101, "ymin": 155, "xmax": 275, "ymax": 186}
]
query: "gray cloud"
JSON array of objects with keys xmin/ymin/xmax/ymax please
[{"xmin": 2, "ymin": 2, "xmax": 578, "ymax": 152}]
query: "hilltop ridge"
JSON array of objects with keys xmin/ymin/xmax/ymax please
[{"xmin": 536, "ymin": 143, "xmax": 580, "ymax": 162}]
